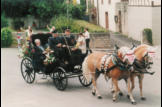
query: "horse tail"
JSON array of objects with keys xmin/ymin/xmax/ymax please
[{"xmin": 82, "ymin": 56, "xmax": 91, "ymax": 82}]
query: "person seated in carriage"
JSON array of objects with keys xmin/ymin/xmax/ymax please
[
  {"xmin": 48, "ymin": 30, "xmax": 65, "ymax": 60},
  {"xmin": 48, "ymin": 30, "xmax": 62, "ymax": 50},
  {"xmin": 62, "ymin": 29, "xmax": 82, "ymax": 54},
  {"xmin": 33, "ymin": 39, "xmax": 46, "ymax": 71},
  {"xmin": 61, "ymin": 30, "xmax": 87, "ymax": 70},
  {"xmin": 71, "ymin": 33, "xmax": 86, "ymax": 54},
  {"xmin": 63, "ymin": 29, "xmax": 76, "ymax": 46}
]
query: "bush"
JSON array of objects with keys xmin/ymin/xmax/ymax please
[
  {"xmin": 1, "ymin": 28, "xmax": 13, "ymax": 47},
  {"xmin": 12, "ymin": 19, "xmax": 24, "ymax": 30},
  {"xmin": 50, "ymin": 16, "xmax": 82, "ymax": 33},
  {"xmin": 143, "ymin": 28, "xmax": 153, "ymax": 45},
  {"xmin": 50, "ymin": 16, "xmax": 108, "ymax": 33},
  {"xmin": 68, "ymin": 4, "xmax": 86, "ymax": 19},
  {"xmin": 1, "ymin": 13, "xmax": 8, "ymax": 28}
]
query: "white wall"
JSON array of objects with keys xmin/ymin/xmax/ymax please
[
  {"xmin": 115, "ymin": 2, "xmax": 129, "ymax": 35},
  {"xmin": 128, "ymin": 6, "xmax": 161, "ymax": 45},
  {"xmin": 152, "ymin": 7, "xmax": 161, "ymax": 45},
  {"xmin": 128, "ymin": 6, "xmax": 152, "ymax": 41},
  {"xmin": 97, "ymin": 0, "xmax": 120, "ymax": 31}
]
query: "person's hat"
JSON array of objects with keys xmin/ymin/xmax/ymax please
[{"xmin": 52, "ymin": 30, "xmax": 58, "ymax": 34}]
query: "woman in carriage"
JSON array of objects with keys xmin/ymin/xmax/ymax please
[{"xmin": 72, "ymin": 33, "xmax": 86, "ymax": 54}]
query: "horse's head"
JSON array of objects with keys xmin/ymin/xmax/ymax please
[
  {"xmin": 142, "ymin": 46, "xmax": 156, "ymax": 69},
  {"xmin": 131, "ymin": 43, "xmax": 137, "ymax": 50},
  {"xmin": 118, "ymin": 47, "xmax": 136, "ymax": 72}
]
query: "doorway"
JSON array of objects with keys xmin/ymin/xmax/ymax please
[
  {"xmin": 118, "ymin": 11, "xmax": 122, "ymax": 33},
  {"xmin": 105, "ymin": 12, "xmax": 109, "ymax": 29}
]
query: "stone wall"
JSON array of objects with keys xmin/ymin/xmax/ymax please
[
  {"xmin": 89, "ymin": 33, "xmax": 111, "ymax": 48},
  {"xmin": 12, "ymin": 32, "xmax": 111, "ymax": 48}
]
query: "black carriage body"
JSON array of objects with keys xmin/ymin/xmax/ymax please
[
  {"xmin": 31, "ymin": 33, "xmax": 52, "ymax": 47},
  {"xmin": 28, "ymin": 33, "xmax": 85, "ymax": 73},
  {"xmin": 21, "ymin": 33, "xmax": 92, "ymax": 90}
]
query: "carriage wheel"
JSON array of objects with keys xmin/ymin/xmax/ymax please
[
  {"xmin": 21, "ymin": 57, "xmax": 35, "ymax": 84},
  {"xmin": 53, "ymin": 67, "xmax": 68, "ymax": 91},
  {"xmin": 79, "ymin": 75, "xmax": 92, "ymax": 87}
]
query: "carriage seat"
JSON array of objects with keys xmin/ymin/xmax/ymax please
[{"xmin": 31, "ymin": 33, "xmax": 52, "ymax": 48}]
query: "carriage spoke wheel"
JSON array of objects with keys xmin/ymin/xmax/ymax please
[
  {"xmin": 53, "ymin": 67, "xmax": 68, "ymax": 91},
  {"xmin": 21, "ymin": 57, "xmax": 35, "ymax": 84},
  {"xmin": 79, "ymin": 74, "xmax": 92, "ymax": 87}
]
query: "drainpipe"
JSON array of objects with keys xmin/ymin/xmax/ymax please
[{"xmin": 97, "ymin": 0, "xmax": 99, "ymax": 25}]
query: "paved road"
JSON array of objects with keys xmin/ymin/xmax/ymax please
[
  {"xmin": 110, "ymin": 33, "xmax": 141, "ymax": 48},
  {"xmin": 1, "ymin": 47, "xmax": 161, "ymax": 107}
]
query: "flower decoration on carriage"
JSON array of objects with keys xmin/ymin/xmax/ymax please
[
  {"xmin": 43, "ymin": 47, "xmax": 55, "ymax": 65},
  {"xmin": 18, "ymin": 42, "xmax": 34, "ymax": 58}
]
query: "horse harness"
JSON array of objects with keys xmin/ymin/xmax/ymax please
[
  {"xmin": 133, "ymin": 55, "xmax": 155, "ymax": 75},
  {"xmin": 130, "ymin": 45, "xmax": 155, "ymax": 75},
  {"xmin": 96, "ymin": 53, "xmax": 132, "ymax": 74}
]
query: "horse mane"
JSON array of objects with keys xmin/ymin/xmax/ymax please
[
  {"xmin": 134, "ymin": 44, "xmax": 149, "ymax": 53},
  {"xmin": 118, "ymin": 47, "xmax": 132, "ymax": 58},
  {"xmin": 134, "ymin": 44, "xmax": 150, "ymax": 60}
]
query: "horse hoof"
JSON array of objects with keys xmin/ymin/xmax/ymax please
[
  {"xmin": 92, "ymin": 92, "xmax": 96, "ymax": 96},
  {"xmin": 131, "ymin": 102, "xmax": 137, "ymax": 105},
  {"xmin": 111, "ymin": 90, "xmax": 115, "ymax": 93},
  {"xmin": 127, "ymin": 95, "xmax": 130, "ymax": 99},
  {"xmin": 113, "ymin": 99, "xmax": 116, "ymax": 102},
  {"xmin": 141, "ymin": 97, "xmax": 146, "ymax": 101},
  {"xmin": 98, "ymin": 96, "xmax": 102, "ymax": 99},
  {"xmin": 119, "ymin": 92, "xmax": 123, "ymax": 96}
]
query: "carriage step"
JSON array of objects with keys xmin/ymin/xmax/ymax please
[{"xmin": 65, "ymin": 73, "xmax": 83, "ymax": 78}]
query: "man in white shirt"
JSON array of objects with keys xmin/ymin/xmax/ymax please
[{"xmin": 84, "ymin": 28, "xmax": 92, "ymax": 53}]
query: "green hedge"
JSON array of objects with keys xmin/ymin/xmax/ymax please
[
  {"xmin": 50, "ymin": 16, "xmax": 108, "ymax": 33},
  {"xmin": 1, "ymin": 13, "xmax": 8, "ymax": 28},
  {"xmin": 143, "ymin": 28, "xmax": 153, "ymax": 45},
  {"xmin": 1, "ymin": 28, "xmax": 13, "ymax": 47}
]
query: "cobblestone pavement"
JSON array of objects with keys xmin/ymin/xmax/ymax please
[{"xmin": 1, "ymin": 41, "xmax": 161, "ymax": 107}]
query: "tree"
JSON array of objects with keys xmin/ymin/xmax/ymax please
[
  {"xmin": 1, "ymin": 0, "xmax": 30, "ymax": 18},
  {"xmin": 1, "ymin": 13, "xmax": 8, "ymax": 28}
]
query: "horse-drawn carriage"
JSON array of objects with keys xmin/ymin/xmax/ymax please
[
  {"xmin": 20, "ymin": 33, "xmax": 92, "ymax": 90},
  {"xmin": 19, "ymin": 32, "xmax": 157, "ymax": 104}
]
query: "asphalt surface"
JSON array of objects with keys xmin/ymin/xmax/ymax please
[
  {"xmin": 1, "ymin": 47, "xmax": 161, "ymax": 107},
  {"xmin": 1, "ymin": 42, "xmax": 161, "ymax": 107}
]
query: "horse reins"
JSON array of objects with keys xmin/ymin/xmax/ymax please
[
  {"xmin": 130, "ymin": 45, "xmax": 155, "ymax": 75},
  {"xmin": 96, "ymin": 52, "xmax": 133, "ymax": 75}
]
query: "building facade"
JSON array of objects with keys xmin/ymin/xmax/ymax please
[
  {"xmin": 89, "ymin": 0, "xmax": 161, "ymax": 45},
  {"xmin": 128, "ymin": 0, "xmax": 161, "ymax": 45}
]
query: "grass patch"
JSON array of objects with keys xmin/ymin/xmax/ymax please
[
  {"xmin": 114, "ymin": 32, "xmax": 120, "ymax": 34},
  {"xmin": 74, "ymin": 20, "xmax": 108, "ymax": 33}
]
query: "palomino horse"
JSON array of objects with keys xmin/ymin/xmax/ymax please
[
  {"xmin": 111, "ymin": 44, "xmax": 156, "ymax": 101},
  {"xmin": 130, "ymin": 44, "xmax": 156, "ymax": 100},
  {"xmin": 82, "ymin": 47, "xmax": 137, "ymax": 104}
]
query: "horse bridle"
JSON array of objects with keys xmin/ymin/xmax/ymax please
[
  {"xmin": 112, "ymin": 53, "xmax": 133, "ymax": 71},
  {"xmin": 133, "ymin": 52, "xmax": 155, "ymax": 75}
]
